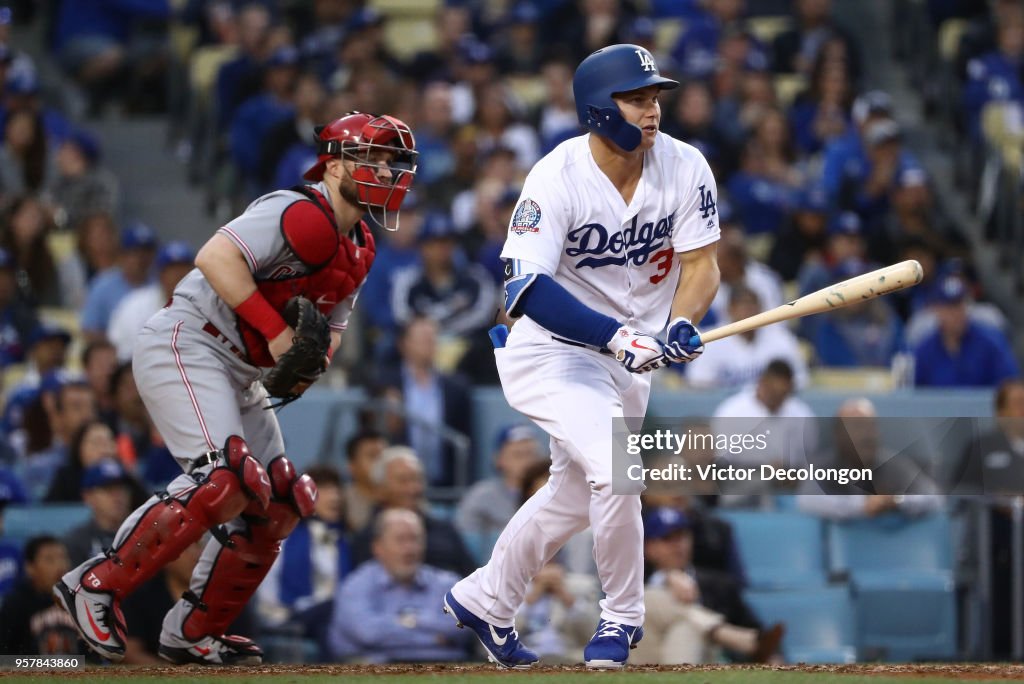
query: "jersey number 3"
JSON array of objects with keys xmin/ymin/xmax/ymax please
[{"xmin": 649, "ymin": 248, "xmax": 673, "ymax": 284}]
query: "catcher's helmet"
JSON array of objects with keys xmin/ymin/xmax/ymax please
[
  {"xmin": 303, "ymin": 111, "xmax": 418, "ymax": 230},
  {"xmin": 572, "ymin": 44, "xmax": 678, "ymax": 152}
]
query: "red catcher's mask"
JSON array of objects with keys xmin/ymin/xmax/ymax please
[{"xmin": 303, "ymin": 112, "xmax": 418, "ymax": 231}]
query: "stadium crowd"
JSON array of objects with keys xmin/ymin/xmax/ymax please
[{"xmin": 0, "ymin": 0, "xmax": 1020, "ymax": 666}]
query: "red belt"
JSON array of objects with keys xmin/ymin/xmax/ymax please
[{"xmin": 202, "ymin": 322, "xmax": 248, "ymax": 362}]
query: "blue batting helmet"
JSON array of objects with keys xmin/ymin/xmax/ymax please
[{"xmin": 572, "ymin": 44, "xmax": 678, "ymax": 152}]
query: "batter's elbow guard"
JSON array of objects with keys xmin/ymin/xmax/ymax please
[{"xmin": 503, "ymin": 260, "xmax": 537, "ymax": 318}]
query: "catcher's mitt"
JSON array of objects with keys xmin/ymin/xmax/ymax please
[{"xmin": 262, "ymin": 296, "xmax": 331, "ymax": 404}]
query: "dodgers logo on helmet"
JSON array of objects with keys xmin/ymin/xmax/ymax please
[{"xmin": 511, "ymin": 198, "xmax": 541, "ymax": 235}]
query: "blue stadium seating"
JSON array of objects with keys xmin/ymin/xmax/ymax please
[
  {"xmin": 827, "ymin": 513, "xmax": 958, "ymax": 661},
  {"xmin": 745, "ymin": 586, "xmax": 857, "ymax": 663},
  {"xmin": 852, "ymin": 570, "xmax": 958, "ymax": 661},
  {"xmin": 715, "ymin": 510, "xmax": 828, "ymax": 589},
  {"xmin": 3, "ymin": 504, "xmax": 92, "ymax": 546},
  {"xmin": 827, "ymin": 512, "xmax": 954, "ymax": 575}
]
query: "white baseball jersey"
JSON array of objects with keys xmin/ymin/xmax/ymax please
[
  {"xmin": 452, "ymin": 132, "xmax": 722, "ymax": 630},
  {"xmin": 501, "ymin": 132, "xmax": 720, "ymax": 337}
]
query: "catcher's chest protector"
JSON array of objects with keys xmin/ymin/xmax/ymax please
[{"xmin": 239, "ymin": 186, "xmax": 376, "ymax": 367}]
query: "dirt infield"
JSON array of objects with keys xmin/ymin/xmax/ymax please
[{"xmin": 6, "ymin": 663, "xmax": 1024, "ymax": 682}]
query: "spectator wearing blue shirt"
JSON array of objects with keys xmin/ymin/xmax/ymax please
[
  {"xmin": 788, "ymin": 51, "xmax": 853, "ymax": 156},
  {"xmin": 328, "ymin": 508, "xmax": 471, "ymax": 663},
  {"xmin": 258, "ymin": 465, "xmax": 352, "ymax": 659},
  {"xmin": 821, "ymin": 90, "xmax": 921, "ymax": 211},
  {"xmin": 53, "ymin": 0, "xmax": 171, "ymax": 114},
  {"xmin": 80, "ymin": 221, "xmax": 157, "ymax": 339},
  {"xmin": 0, "ymin": 475, "xmax": 23, "ymax": 599},
  {"xmin": 0, "ymin": 248, "xmax": 37, "ymax": 369},
  {"xmin": 914, "ymin": 275, "xmax": 1020, "ymax": 387},
  {"xmin": 214, "ymin": 4, "xmax": 273, "ymax": 134},
  {"xmin": 671, "ymin": 0, "xmax": 767, "ymax": 79},
  {"xmin": 230, "ymin": 46, "xmax": 298, "ymax": 199},
  {"xmin": 963, "ymin": 17, "xmax": 1024, "ymax": 141}
]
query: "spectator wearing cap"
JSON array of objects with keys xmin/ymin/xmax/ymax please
[
  {"xmin": 796, "ymin": 211, "xmax": 879, "ymax": 339},
  {"xmin": 633, "ymin": 507, "xmax": 783, "ymax": 664},
  {"xmin": 670, "ymin": 0, "xmax": 766, "ymax": 79},
  {"xmin": 18, "ymin": 323, "xmax": 71, "ymax": 391},
  {"xmin": 53, "ymin": 127, "xmax": 119, "ymax": 230},
  {"xmin": 913, "ymin": 276, "xmax": 1020, "ymax": 387},
  {"xmin": 230, "ymin": 45, "xmax": 299, "ymax": 199},
  {"xmin": 0, "ymin": 195, "xmax": 62, "ymax": 307},
  {"xmin": 373, "ymin": 317, "xmax": 473, "ymax": 489},
  {"xmin": 449, "ymin": 37, "xmax": 500, "ymax": 126},
  {"xmin": 107, "ymin": 240, "xmax": 195, "ymax": 361},
  {"xmin": 904, "ymin": 264, "xmax": 1008, "ymax": 349},
  {"xmin": 769, "ymin": 184, "xmax": 830, "ymax": 282},
  {"xmin": 772, "ymin": 0, "xmax": 861, "ymax": 81},
  {"xmin": 963, "ymin": 14, "xmax": 1024, "ymax": 142},
  {"xmin": 821, "ymin": 91, "xmax": 922, "ymax": 209},
  {"xmin": 0, "ymin": 535, "xmax": 81, "ymax": 656},
  {"xmin": 1, "ymin": 61, "xmax": 75, "ymax": 144},
  {"xmin": 61, "ymin": 457, "xmax": 136, "ymax": 566},
  {"xmin": 390, "ymin": 210, "xmax": 497, "ymax": 339},
  {"xmin": 455, "ymin": 425, "xmax": 544, "ymax": 562},
  {"xmin": 813, "ymin": 260, "xmax": 904, "ymax": 368},
  {"xmin": 17, "ymin": 372, "xmax": 96, "ymax": 500},
  {"xmin": 687, "ymin": 284, "xmax": 808, "ymax": 389},
  {"xmin": 0, "ymin": 468, "xmax": 26, "ymax": 600},
  {"xmin": 329, "ymin": 508, "xmax": 472, "ymax": 662},
  {"xmin": 0, "ymin": 247, "xmax": 37, "ymax": 368},
  {"xmin": 80, "ymin": 220, "xmax": 158, "ymax": 339}
]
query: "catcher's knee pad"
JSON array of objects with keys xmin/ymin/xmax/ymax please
[
  {"xmin": 181, "ymin": 455, "xmax": 317, "ymax": 639},
  {"xmin": 83, "ymin": 436, "xmax": 270, "ymax": 598}
]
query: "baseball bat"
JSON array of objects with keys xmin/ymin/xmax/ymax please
[{"xmin": 689, "ymin": 259, "xmax": 924, "ymax": 347}]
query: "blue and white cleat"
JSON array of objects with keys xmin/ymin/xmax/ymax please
[
  {"xmin": 583, "ymin": 618, "xmax": 644, "ymax": 669},
  {"xmin": 442, "ymin": 590, "xmax": 539, "ymax": 669}
]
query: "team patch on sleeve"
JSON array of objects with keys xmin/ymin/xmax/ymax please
[{"xmin": 511, "ymin": 198, "xmax": 542, "ymax": 235}]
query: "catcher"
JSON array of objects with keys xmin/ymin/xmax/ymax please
[{"xmin": 54, "ymin": 112, "xmax": 417, "ymax": 665}]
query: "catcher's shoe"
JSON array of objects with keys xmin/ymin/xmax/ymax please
[
  {"xmin": 158, "ymin": 633, "xmax": 263, "ymax": 665},
  {"xmin": 443, "ymin": 590, "xmax": 539, "ymax": 669},
  {"xmin": 583, "ymin": 618, "xmax": 644, "ymax": 669},
  {"xmin": 53, "ymin": 564, "xmax": 128, "ymax": 662}
]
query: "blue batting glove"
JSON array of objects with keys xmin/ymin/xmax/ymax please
[{"xmin": 664, "ymin": 317, "xmax": 704, "ymax": 363}]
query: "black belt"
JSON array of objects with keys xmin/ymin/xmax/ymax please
[
  {"xmin": 202, "ymin": 321, "xmax": 248, "ymax": 362},
  {"xmin": 189, "ymin": 450, "xmax": 219, "ymax": 474},
  {"xmin": 551, "ymin": 335, "xmax": 614, "ymax": 356}
]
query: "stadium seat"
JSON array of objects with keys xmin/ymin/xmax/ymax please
[
  {"xmin": 773, "ymin": 74, "xmax": 808, "ymax": 109},
  {"xmin": 937, "ymin": 18, "xmax": 969, "ymax": 64},
  {"xmin": 745, "ymin": 586, "xmax": 857, "ymax": 663},
  {"xmin": 809, "ymin": 368, "xmax": 894, "ymax": 392},
  {"xmin": 852, "ymin": 570, "xmax": 958, "ymax": 661},
  {"xmin": 827, "ymin": 513, "xmax": 957, "ymax": 661},
  {"xmin": 3, "ymin": 504, "xmax": 92, "ymax": 547},
  {"xmin": 370, "ymin": 0, "xmax": 441, "ymax": 16},
  {"xmin": 654, "ymin": 19, "xmax": 686, "ymax": 55},
  {"xmin": 714, "ymin": 510, "xmax": 827, "ymax": 589},
  {"xmin": 827, "ymin": 512, "xmax": 953, "ymax": 575},
  {"xmin": 383, "ymin": 18, "xmax": 437, "ymax": 59}
]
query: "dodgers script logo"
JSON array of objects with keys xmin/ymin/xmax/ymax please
[
  {"xmin": 511, "ymin": 198, "xmax": 541, "ymax": 235},
  {"xmin": 566, "ymin": 212, "xmax": 675, "ymax": 268}
]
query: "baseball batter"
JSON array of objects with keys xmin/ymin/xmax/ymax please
[
  {"xmin": 444, "ymin": 44, "xmax": 721, "ymax": 669},
  {"xmin": 53, "ymin": 112, "xmax": 417, "ymax": 665}
]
